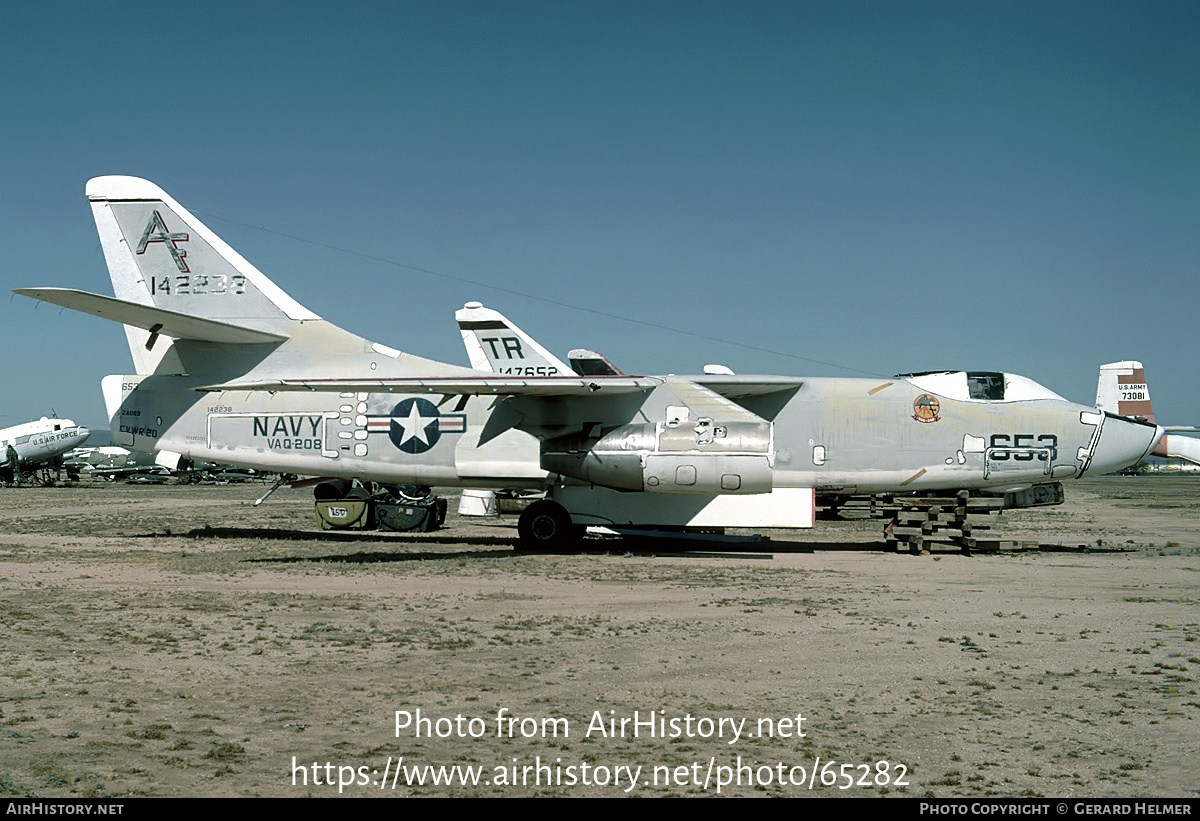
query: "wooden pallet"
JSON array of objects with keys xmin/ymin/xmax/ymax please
[
  {"xmin": 882, "ymin": 491, "xmax": 1005, "ymax": 554},
  {"xmin": 822, "ymin": 483, "xmax": 1062, "ymax": 554}
]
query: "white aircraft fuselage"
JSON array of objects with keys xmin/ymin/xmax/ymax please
[
  {"xmin": 15, "ymin": 175, "xmax": 1164, "ymax": 544},
  {"xmin": 0, "ymin": 417, "xmax": 90, "ymax": 473},
  {"xmin": 99, "ymin": 368, "xmax": 1155, "ymax": 495}
]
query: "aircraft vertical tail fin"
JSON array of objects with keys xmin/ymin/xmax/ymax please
[
  {"xmin": 1095, "ymin": 361, "xmax": 1155, "ymax": 423},
  {"xmin": 455, "ymin": 301, "xmax": 569, "ymax": 376},
  {"xmin": 1097, "ymin": 361, "xmax": 1200, "ymax": 465},
  {"xmin": 86, "ymin": 176, "xmax": 320, "ymax": 374}
]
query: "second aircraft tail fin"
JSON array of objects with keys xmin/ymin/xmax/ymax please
[{"xmin": 456, "ymin": 301, "xmax": 569, "ymax": 376}]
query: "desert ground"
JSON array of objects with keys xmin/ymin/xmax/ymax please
[{"xmin": 0, "ymin": 476, "xmax": 1196, "ymax": 798}]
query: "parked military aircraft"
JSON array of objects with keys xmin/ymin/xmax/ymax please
[
  {"xmin": 67, "ymin": 443, "xmax": 270, "ymax": 484},
  {"xmin": 64, "ymin": 445, "xmax": 175, "ymax": 482},
  {"xmin": 15, "ymin": 176, "xmax": 1169, "ymax": 548},
  {"xmin": 0, "ymin": 417, "xmax": 90, "ymax": 484}
]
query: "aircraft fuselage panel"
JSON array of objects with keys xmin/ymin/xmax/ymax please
[{"xmin": 102, "ymin": 372, "xmax": 1157, "ymax": 494}]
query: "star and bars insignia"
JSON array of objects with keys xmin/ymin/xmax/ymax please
[{"xmin": 365, "ymin": 398, "xmax": 467, "ymax": 454}]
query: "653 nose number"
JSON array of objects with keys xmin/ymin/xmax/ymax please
[{"xmin": 989, "ymin": 433, "xmax": 1058, "ymax": 461}]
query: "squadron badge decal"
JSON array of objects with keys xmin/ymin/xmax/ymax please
[
  {"xmin": 366, "ymin": 398, "xmax": 466, "ymax": 454},
  {"xmin": 912, "ymin": 393, "xmax": 941, "ymax": 423}
]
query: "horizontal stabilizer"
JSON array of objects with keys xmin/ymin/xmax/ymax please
[
  {"xmin": 14, "ymin": 288, "xmax": 289, "ymax": 345},
  {"xmin": 1154, "ymin": 434, "xmax": 1200, "ymax": 465}
]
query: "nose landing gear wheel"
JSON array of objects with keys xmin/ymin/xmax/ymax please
[{"xmin": 517, "ymin": 500, "xmax": 580, "ymax": 551}]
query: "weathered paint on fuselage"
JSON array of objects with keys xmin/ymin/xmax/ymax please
[
  {"xmin": 106, "ymin": 370, "xmax": 1159, "ymax": 495},
  {"xmin": 764, "ymin": 376, "xmax": 1128, "ymax": 493},
  {"xmin": 107, "ymin": 374, "xmax": 543, "ymax": 488},
  {"xmin": 29, "ymin": 176, "xmax": 1164, "ymax": 513}
]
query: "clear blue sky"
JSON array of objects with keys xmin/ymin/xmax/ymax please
[{"xmin": 3, "ymin": 1, "xmax": 1198, "ymax": 430}]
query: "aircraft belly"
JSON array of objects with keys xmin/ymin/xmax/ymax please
[{"xmin": 556, "ymin": 484, "xmax": 814, "ymax": 529}]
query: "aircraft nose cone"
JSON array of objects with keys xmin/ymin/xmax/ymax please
[
  {"xmin": 76, "ymin": 426, "xmax": 91, "ymax": 445},
  {"xmin": 1089, "ymin": 415, "xmax": 1161, "ymax": 475}
]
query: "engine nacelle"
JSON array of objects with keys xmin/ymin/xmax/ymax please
[{"xmin": 541, "ymin": 420, "xmax": 774, "ymax": 494}]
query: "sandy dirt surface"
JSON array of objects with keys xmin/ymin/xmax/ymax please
[{"xmin": 0, "ymin": 476, "xmax": 1196, "ymax": 797}]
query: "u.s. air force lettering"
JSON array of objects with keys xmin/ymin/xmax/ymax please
[{"xmin": 366, "ymin": 398, "xmax": 466, "ymax": 454}]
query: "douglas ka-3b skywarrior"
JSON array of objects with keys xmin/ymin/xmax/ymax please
[{"xmin": 15, "ymin": 176, "xmax": 1174, "ymax": 549}]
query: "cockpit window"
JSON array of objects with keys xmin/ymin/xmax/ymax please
[
  {"xmin": 966, "ymin": 372, "xmax": 1005, "ymax": 400},
  {"xmin": 900, "ymin": 371, "xmax": 1066, "ymax": 403}
]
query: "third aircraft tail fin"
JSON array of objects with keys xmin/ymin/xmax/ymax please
[
  {"xmin": 1097, "ymin": 360, "xmax": 1200, "ymax": 465},
  {"xmin": 1096, "ymin": 361, "xmax": 1156, "ymax": 423}
]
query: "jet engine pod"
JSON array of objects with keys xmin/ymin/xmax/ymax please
[
  {"xmin": 541, "ymin": 424, "xmax": 652, "ymax": 491},
  {"xmin": 541, "ymin": 423, "xmax": 774, "ymax": 494}
]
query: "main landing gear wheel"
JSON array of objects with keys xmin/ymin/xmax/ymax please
[{"xmin": 517, "ymin": 500, "xmax": 580, "ymax": 551}]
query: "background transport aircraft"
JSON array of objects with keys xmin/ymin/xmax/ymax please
[
  {"xmin": 0, "ymin": 417, "xmax": 90, "ymax": 484},
  {"xmin": 15, "ymin": 176, "xmax": 1170, "ymax": 549}
]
